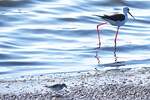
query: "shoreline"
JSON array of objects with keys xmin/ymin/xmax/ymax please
[{"xmin": 0, "ymin": 67, "xmax": 150, "ymax": 100}]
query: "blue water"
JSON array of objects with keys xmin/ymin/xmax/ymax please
[{"xmin": 0, "ymin": 0, "xmax": 150, "ymax": 78}]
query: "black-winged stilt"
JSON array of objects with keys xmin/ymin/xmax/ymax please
[{"xmin": 96, "ymin": 7, "xmax": 135, "ymax": 48}]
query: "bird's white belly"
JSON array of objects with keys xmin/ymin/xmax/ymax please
[{"xmin": 106, "ymin": 19, "xmax": 126, "ymax": 27}]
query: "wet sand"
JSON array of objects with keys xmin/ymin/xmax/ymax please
[{"xmin": 0, "ymin": 67, "xmax": 150, "ymax": 100}]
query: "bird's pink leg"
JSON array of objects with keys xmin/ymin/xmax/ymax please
[
  {"xmin": 96, "ymin": 22, "xmax": 107, "ymax": 48},
  {"xmin": 114, "ymin": 26, "xmax": 120, "ymax": 46}
]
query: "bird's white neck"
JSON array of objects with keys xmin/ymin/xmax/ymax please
[{"xmin": 124, "ymin": 12, "xmax": 128, "ymax": 19}]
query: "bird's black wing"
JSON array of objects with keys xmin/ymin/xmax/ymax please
[{"xmin": 102, "ymin": 14, "xmax": 125, "ymax": 21}]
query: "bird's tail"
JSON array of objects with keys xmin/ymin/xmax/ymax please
[
  {"xmin": 93, "ymin": 15, "xmax": 107, "ymax": 19},
  {"xmin": 44, "ymin": 85, "xmax": 51, "ymax": 88},
  {"xmin": 93, "ymin": 14, "xmax": 103, "ymax": 18}
]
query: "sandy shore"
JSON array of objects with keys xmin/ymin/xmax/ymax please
[{"xmin": 0, "ymin": 67, "xmax": 150, "ymax": 100}]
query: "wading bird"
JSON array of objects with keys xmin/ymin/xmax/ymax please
[{"xmin": 96, "ymin": 7, "xmax": 135, "ymax": 48}]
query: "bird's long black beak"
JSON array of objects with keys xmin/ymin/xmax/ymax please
[{"xmin": 128, "ymin": 11, "xmax": 135, "ymax": 20}]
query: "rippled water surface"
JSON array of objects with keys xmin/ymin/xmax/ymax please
[{"xmin": 0, "ymin": 0, "xmax": 150, "ymax": 78}]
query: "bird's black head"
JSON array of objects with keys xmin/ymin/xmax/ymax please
[
  {"xmin": 123, "ymin": 7, "xmax": 135, "ymax": 20},
  {"xmin": 123, "ymin": 7, "xmax": 130, "ymax": 13},
  {"xmin": 126, "ymin": 7, "xmax": 129, "ymax": 11},
  {"xmin": 62, "ymin": 83, "xmax": 67, "ymax": 88}
]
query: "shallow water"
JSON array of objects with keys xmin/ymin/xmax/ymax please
[{"xmin": 0, "ymin": 0, "xmax": 150, "ymax": 79}]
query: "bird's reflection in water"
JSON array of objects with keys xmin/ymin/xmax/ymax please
[
  {"xmin": 114, "ymin": 43, "xmax": 118, "ymax": 62},
  {"xmin": 95, "ymin": 49, "xmax": 100, "ymax": 64},
  {"xmin": 112, "ymin": 44, "xmax": 125, "ymax": 67},
  {"xmin": 95, "ymin": 43, "xmax": 125, "ymax": 67}
]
